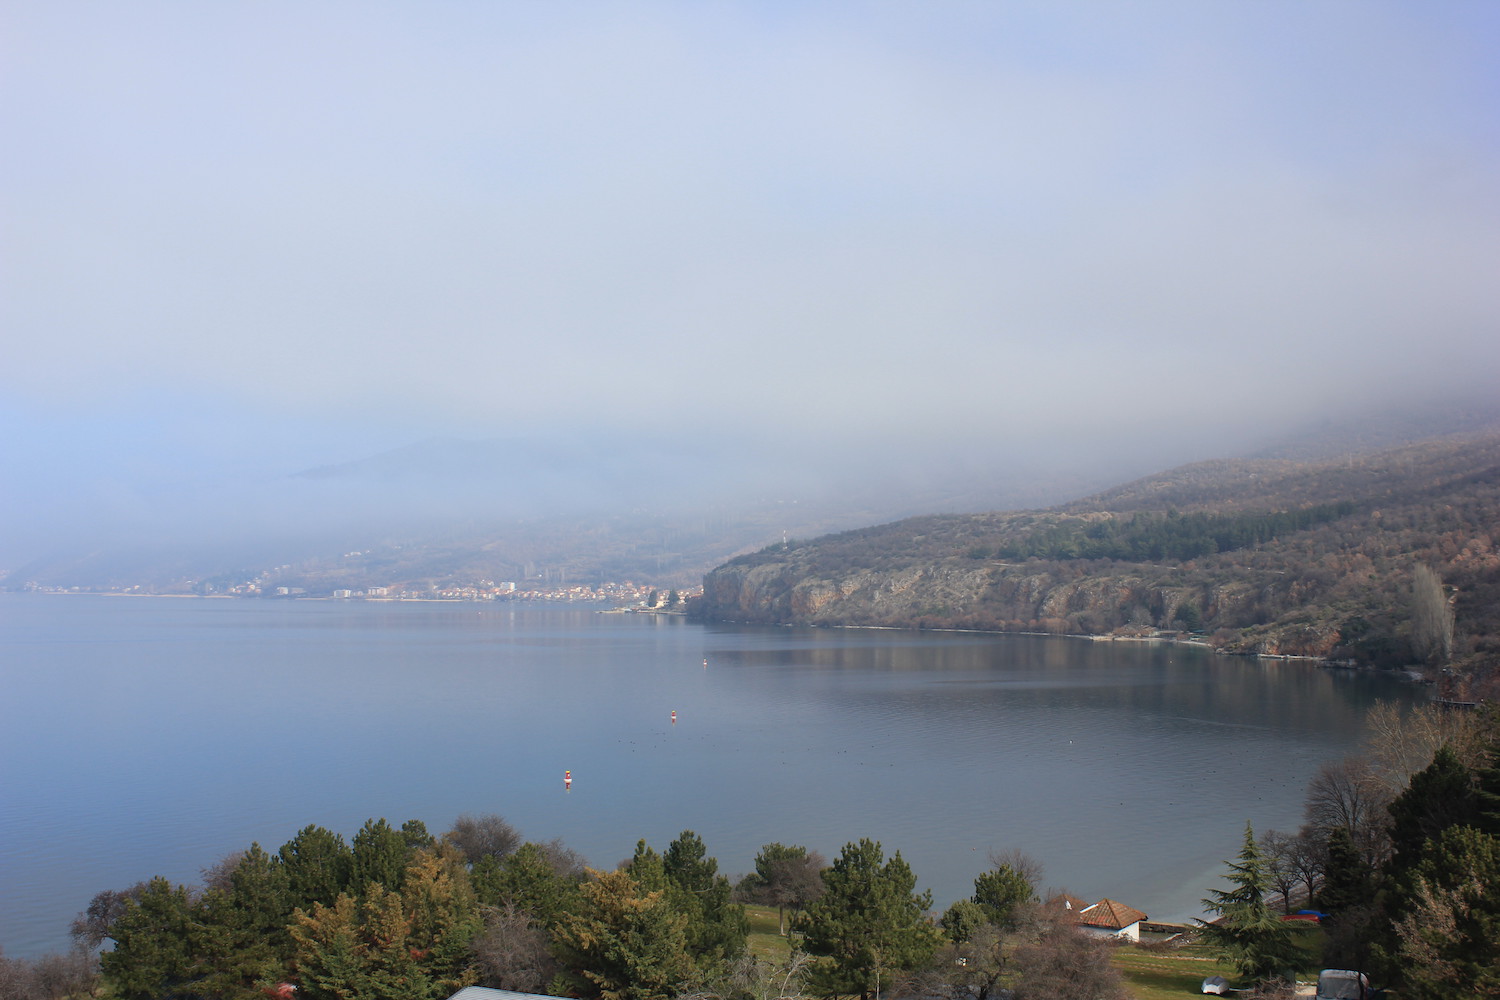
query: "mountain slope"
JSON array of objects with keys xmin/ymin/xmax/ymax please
[{"xmin": 695, "ymin": 434, "xmax": 1500, "ymax": 694}]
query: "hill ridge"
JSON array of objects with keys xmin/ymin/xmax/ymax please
[{"xmin": 694, "ymin": 434, "xmax": 1500, "ymax": 698}]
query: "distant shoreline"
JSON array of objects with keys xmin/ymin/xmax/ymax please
[
  {"xmin": 700, "ymin": 613, "xmax": 1410, "ymax": 672},
  {"xmin": 17, "ymin": 590, "xmax": 1402, "ymax": 673}
]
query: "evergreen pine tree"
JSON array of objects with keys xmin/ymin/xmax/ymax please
[
  {"xmin": 551, "ymin": 868, "xmax": 694, "ymax": 1000},
  {"xmin": 1392, "ymin": 826, "xmax": 1500, "ymax": 1000},
  {"xmin": 402, "ymin": 850, "xmax": 483, "ymax": 996},
  {"xmin": 1318, "ymin": 827, "xmax": 1379, "ymax": 973},
  {"xmin": 746, "ymin": 843, "xmax": 824, "ymax": 935},
  {"xmin": 279, "ymin": 825, "xmax": 354, "ymax": 911},
  {"xmin": 624, "ymin": 839, "xmax": 669, "ymax": 893},
  {"xmin": 1472, "ymin": 718, "xmax": 1500, "ymax": 835},
  {"xmin": 662, "ymin": 831, "xmax": 748, "ymax": 966},
  {"xmin": 1319, "ymin": 828, "xmax": 1374, "ymax": 917},
  {"xmin": 938, "ymin": 899, "xmax": 987, "ymax": 944},
  {"xmin": 100, "ymin": 878, "xmax": 210, "ymax": 1000},
  {"xmin": 797, "ymin": 839, "xmax": 941, "ymax": 1000},
  {"xmin": 1386, "ymin": 746, "xmax": 1479, "ymax": 879},
  {"xmin": 350, "ymin": 818, "xmax": 410, "ymax": 894},
  {"xmin": 196, "ymin": 843, "xmax": 297, "ymax": 997},
  {"xmin": 473, "ymin": 841, "xmax": 582, "ymax": 926},
  {"xmin": 971, "ymin": 863, "xmax": 1036, "ymax": 929}
]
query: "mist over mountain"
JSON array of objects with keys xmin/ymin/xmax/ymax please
[
  {"xmin": 5, "ymin": 4, "xmax": 1496, "ymax": 600},
  {"xmin": 0, "ymin": 427, "xmax": 1124, "ymax": 592},
  {"xmin": 6, "ymin": 397, "xmax": 1498, "ymax": 596},
  {"xmin": 1246, "ymin": 396, "xmax": 1500, "ymax": 462},
  {"xmin": 696, "ymin": 423, "xmax": 1500, "ymax": 699}
]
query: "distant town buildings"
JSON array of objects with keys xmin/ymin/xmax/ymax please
[
  {"xmin": 17, "ymin": 578, "xmax": 700, "ymax": 606},
  {"xmin": 8, "ymin": 541, "xmax": 706, "ymax": 606}
]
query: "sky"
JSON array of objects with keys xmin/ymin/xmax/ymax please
[{"xmin": 3, "ymin": 1, "xmax": 1498, "ymax": 565}]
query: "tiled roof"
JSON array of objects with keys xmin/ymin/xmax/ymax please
[
  {"xmin": 1077, "ymin": 898, "xmax": 1148, "ymax": 929},
  {"xmin": 1051, "ymin": 892, "xmax": 1089, "ymax": 912}
]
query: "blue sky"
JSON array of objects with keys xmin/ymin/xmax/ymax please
[{"xmin": 3, "ymin": 1, "xmax": 1498, "ymax": 561}]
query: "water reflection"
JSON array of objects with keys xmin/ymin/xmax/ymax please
[{"xmin": 0, "ymin": 595, "xmax": 1416, "ymax": 958}]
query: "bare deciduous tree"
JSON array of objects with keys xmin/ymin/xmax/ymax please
[
  {"xmin": 69, "ymin": 884, "xmax": 148, "ymax": 950},
  {"xmin": 1363, "ymin": 701, "xmax": 1484, "ymax": 793},
  {"xmin": 537, "ymin": 836, "xmax": 589, "ymax": 879},
  {"xmin": 1010, "ymin": 921, "xmax": 1126, "ymax": 1000},
  {"xmin": 470, "ymin": 903, "xmax": 555, "ymax": 994},
  {"xmin": 986, "ymin": 848, "xmax": 1043, "ymax": 889},
  {"xmin": 1286, "ymin": 830, "xmax": 1325, "ymax": 906},
  {"xmin": 32, "ymin": 950, "xmax": 98, "ymax": 1000},
  {"xmin": 443, "ymin": 813, "xmax": 522, "ymax": 865},
  {"xmin": 0, "ymin": 947, "xmax": 38, "ymax": 1000},
  {"xmin": 1257, "ymin": 831, "xmax": 1301, "ymax": 913},
  {"xmin": 1303, "ymin": 757, "xmax": 1393, "ymax": 864},
  {"xmin": 700, "ymin": 949, "xmax": 812, "ymax": 1000},
  {"xmin": 762, "ymin": 950, "xmax": 814, "ymax": 1000},
  {"xmin": 0, "ymin": 946, "xmax": 99, "ymax": 1000},
  {"xmin": 900, "ymin": 922, "xmax": 1018, "ymax": 1000},
  {"xmin": 679, "ymin": 950, "xmax": 816, "ymax": 1000},
  {"xmin": 199, "ymin": 850, "xmax": 246, "ymax": 895}
]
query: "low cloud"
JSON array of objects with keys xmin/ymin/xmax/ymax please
[{"xmin": 3, "ymin": 2, "xmax": 1497, "ymax": 566}]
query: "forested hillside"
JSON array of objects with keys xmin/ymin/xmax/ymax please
[{"xmin": 695, "ymin": 434, "xmax": 1500, "ymax": 697}]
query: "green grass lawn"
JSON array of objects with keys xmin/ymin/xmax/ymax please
[
  {"xmin": 1112, "ymin": 943, "xmax": 1234, "ymax": 1000},
  {"xmin": 1112, "ymin": 925, "xmax": 1325, "ymax": 999},
  {"xmin": 744, "ymin": 904, "xmax": 794, "ymax": 962}
]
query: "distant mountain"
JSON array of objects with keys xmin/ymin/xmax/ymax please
[
  {"xmin": 0, "ymin": 433, "xmax": 1114, "ymax": 594},
  {"xmin": 695, "ymin": 433, "xmax": 1500, "ymax": 698},
  {"xmin": 10, "ymin": 399, "xmax": 1499, "ymax": 601}
]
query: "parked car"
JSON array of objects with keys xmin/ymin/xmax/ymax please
[{"xmin": 1317, "ymin": 969, "xmax": 1370, "ymax": 1000}]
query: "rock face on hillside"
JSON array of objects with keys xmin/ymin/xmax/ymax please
[
  {"xmin": 699, "ymin": 556, "xmax": 1330, "ymax": 652},
  {"xmin": 704, "ymin": 561, "xmax": 996, "ymax": 622},
  {"xmin": 694, "ymin": 435, "xmax": 1500, "ymax": 683}
]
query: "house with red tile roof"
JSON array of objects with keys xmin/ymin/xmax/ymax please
[{"xmin": 1075, "ymin": 898, "xmax": 1149, "ymax": 941}]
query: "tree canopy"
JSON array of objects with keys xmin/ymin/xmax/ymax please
[
  {"xmin": 797, "ymin": 839, "xmax": 940, "ymax": 1000},
  {"xmin": 1197, "ymin": 823, "xmax": 1302, "ymax": 987}
]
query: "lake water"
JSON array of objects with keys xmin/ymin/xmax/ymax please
[{"xmin": 0, "ymin": 594, "xmax": 1417, "ymax": 957}]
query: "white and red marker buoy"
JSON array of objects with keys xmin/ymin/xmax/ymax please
[
  {"xmin": 670, "ymin": 710, "xmax": 677, "ymax": 725},
  {"xmin": 564, "ymin": 769, "xmax": 572, "ymax": 790}
]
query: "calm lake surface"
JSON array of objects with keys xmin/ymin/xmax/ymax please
[{"xmin": 0, "ymin": 593, "xmax": 1418, "ymax": 957}]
